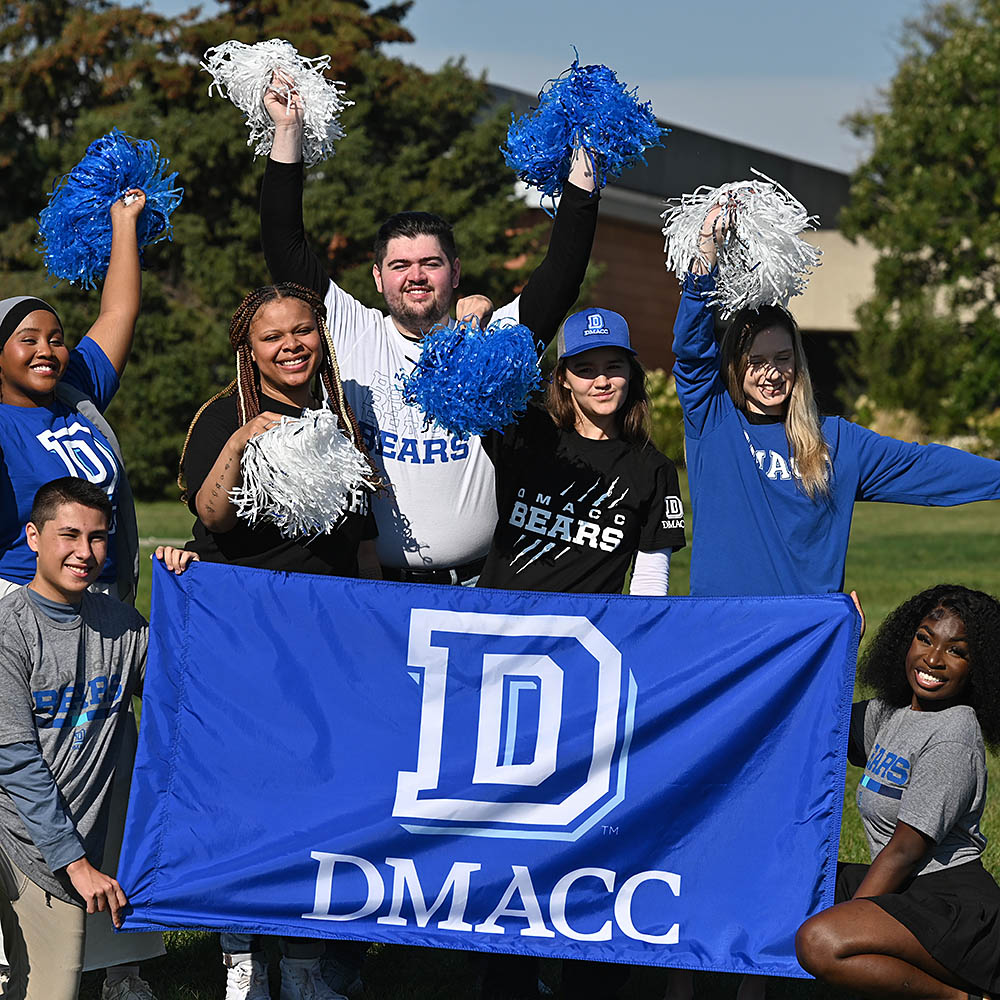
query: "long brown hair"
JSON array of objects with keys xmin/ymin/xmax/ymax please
[
  {"xmin": 720, "ymin": 304, "xmax": 830, "ymax": 498},
  {"xmin": 178, "ymin": 283, "xmax": 379, "ymax": 498},
  {"xmin": 546, "ymin": 350, "xmax": 652, "ymax": 446}
]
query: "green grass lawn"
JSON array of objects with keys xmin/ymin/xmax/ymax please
[{"xmin": 91, "ymin": 488, "xmax": 1000, "ymax": 999}]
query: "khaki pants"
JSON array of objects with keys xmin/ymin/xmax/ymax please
[{"xmin": 0, "ymin": 847, "xmax": 85, "ymax": 1000}]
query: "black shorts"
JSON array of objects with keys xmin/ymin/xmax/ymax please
[{"xmin": 836, "ymin": 859, "xmax": 1000, "ymax": 994}]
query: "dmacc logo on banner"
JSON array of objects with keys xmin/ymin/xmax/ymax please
[
  {"xmin": 117, "ymin": 561, "xmax": 858, "ymax": 978},
  {"xmin": 395, "ymin": 609, "xmax": 633, "ymax": 841}
]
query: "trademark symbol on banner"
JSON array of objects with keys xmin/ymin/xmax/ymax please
[{"xmin": 601, "ymin": 825, "xmax": 619, "ymax": 836}]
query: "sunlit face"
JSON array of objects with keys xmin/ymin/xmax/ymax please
[
  {"xmin": 905, "ymin": 608, "xmax": 971, "ymax": 711},
  {"xmin": 742, "ymin": 326, "xmax": 796, "ymax": 417},
  {"xmin": 561, "ymin": 347, "xmax": 632, "ymax": 432},
  {"xmin": 26, "ymin": 502, "xmax": 109, "ymax": 603},
  {"xmin": 373, "ymin": 234, "xmax": 461, "ymax": 335},
  {"xmin": 249, "ymin": 297, "xmax": 323, "ymax": 403},
  {"xmin": 0, "ymin": 309, "xmax": 68, "ymax": 407}
]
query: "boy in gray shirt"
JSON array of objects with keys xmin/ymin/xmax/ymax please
[{"xmin": 0, "ymin": 477, "xmax": 195, "ymax": 1000}]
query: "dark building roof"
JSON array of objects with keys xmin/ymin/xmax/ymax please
[{"xmin": 489, "ymin": 83, "xmax": 852, "ymax": 228}]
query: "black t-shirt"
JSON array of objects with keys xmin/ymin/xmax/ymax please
[
  {"xmin": 182, "ymin": 392, "xmax": 376, "ymax": 576},
  {"xmin": 478, "ymin": 405, "xmax": 686, "ymax": 594}
]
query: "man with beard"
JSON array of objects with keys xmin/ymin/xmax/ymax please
[{"xmin": 259, "ymin": 87, "xmax": 600, "ymax": 586}]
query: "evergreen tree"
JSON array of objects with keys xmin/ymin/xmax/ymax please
[
  {"xmin": 842, "ymin": 0, "xmax": 1000, "ymax": 435},
  {"xmin": 0, "ymin": 0, "xmax": 540, "ymax": 495}
]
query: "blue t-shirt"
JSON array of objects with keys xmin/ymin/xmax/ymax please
[
  {"xmin": 672, "ymin": 272, "xmax": 1000, "ymax": 596},
  {"xmin": 0, "ymin": 338, "xmax": 121, "ymax": 586}
]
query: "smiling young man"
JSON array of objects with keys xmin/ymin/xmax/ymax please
[
  {"xmin": 0, "ymin": 477, "xmax": 195, "ymax": 1000},
  {"xmin": 259, "ymin": 90, "xmax": 600, "ymax": 587}
]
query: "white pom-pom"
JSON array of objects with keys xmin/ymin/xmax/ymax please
[
  {"xmin": 230, "ymin": 409, "xmax": 373, "ymax": 538},
  {"xmin": 661, "ymin": 168, "xmax": 822, "ymax": 318},
  {"xmin": 201, "ymin": 38, "xmax": 352, "ymax": 167}
]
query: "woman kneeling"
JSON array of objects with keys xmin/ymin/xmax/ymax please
[{"xmin": 796, "ymin": 585, "xmax": 1000, "ymax": 999}]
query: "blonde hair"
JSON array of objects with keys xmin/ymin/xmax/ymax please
[{"xmin": 720, "ymin": 305, "xmax": 830, "ymax": 499}]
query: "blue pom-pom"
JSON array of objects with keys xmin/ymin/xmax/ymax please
[
  {"xmin": 502, "ymin": 54, "xmax": 667, "ymax": 207},
  {"xmin": 401, "ymin": 319, "xmax": 542, "ymax": 438},
  {"xmin": 37, "ymin": 128, "xmax": 184, "ymax": 288}
]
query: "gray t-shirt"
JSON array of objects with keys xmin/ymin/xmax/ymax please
[
  {"xmin": 850, "ymin": 698, "xmax": 987, "ymax": 875},
  {"xmin": 0, "ymin": 587, "xmax": 146, "ymax": 902}
]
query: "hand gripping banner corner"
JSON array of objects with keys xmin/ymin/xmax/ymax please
[{"xmin": 117, "ymin": 560, "xmax": 859, "ymax": 977}]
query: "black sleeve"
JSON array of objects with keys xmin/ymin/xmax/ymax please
[
  {"xmin": 480, "ymin": 400, "xmax": 547, "ymax": 463},
  {"xmin": 639, "ymin": 455, "xmax": 687, "ymax": 553},
  {"xmin": 481, "ymin": 428, "xmax": 504, "ymax": 465},
  {"xmin": 847, "ymin": 700, "xmax": 869, "ymax": 767},
  {"xmin": 260, "ymin": 159, "xmax": 331, "ymax": 299},
  {"xmin": 361, "ymin": 509, "xmax": 378, "ymax": 541},
  {"xmin": 517, "ymin": 183, "xmax": 599, "ymax": 349},
  {"xmin": 181, "ymin": 400, "xmax": 237, "ymax": 515}
]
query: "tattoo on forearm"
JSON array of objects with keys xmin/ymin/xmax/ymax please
[{"xmin": 204, "ymin": 455, "xmax": 236, "ymax": 518}]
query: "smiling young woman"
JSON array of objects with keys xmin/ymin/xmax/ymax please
[
  {"xmin": 670, "ymin": 204, "xmax": 1000, "ymax": 598},
  {"xmin": 177, "ymin": 281, "xmax": 385, "ymax": 998},
  {"xmin": 0, "ymin": 189, "xmax": 147, "ymax": 602},
  {"xmin": 0, "ymin": 190, "xmax": 171, "ymax": 995},
  {"xmin": 477, "ymin": 306, "xmax": 686, "ymax": 597},
  {"xmin": 796, "ymin": 585, "xmax": 1000, "ymax": 1000},
  {"xmin": 179, "ymin": 282, "xmax": 379, "ymax": 577},
  {"xmin": 474, "ymin": 305, "xmax": 686, "ymax": 1000}
]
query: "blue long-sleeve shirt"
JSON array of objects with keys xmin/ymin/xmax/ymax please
[
  {"xmin": 673, "ymin": 272, "xmax": 1000, "ymax": 596},
  {"xmin": 0, "ymin": 742, "xmax": 84, "ymax": 872}
]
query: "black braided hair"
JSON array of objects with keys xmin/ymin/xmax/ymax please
[{"xmin": 178, "ymin": 283, "xmax": 381, "ymax": 499}]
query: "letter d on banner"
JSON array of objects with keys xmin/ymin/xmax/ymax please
[
  {"xmin": 394, "ymin": 609, "xmax": 636, "ymax": 841},
  {"xmin": 304, "ymin": 852, "xmax": 384, "ymax": 921}
]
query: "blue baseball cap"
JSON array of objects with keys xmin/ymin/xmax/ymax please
[{"xmin": 557, "ymin": 307, "xmax": 635, "ymax": 359}]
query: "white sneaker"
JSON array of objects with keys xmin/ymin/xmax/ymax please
[
  {"xmin": 225, "ymin": 954, "xmax": 271, "ymax": 1000},
  {"xmin": 101, "ymin": 975, "xmax": 157, "ymax": 1000},
  {"xmin": 279, "ymin": 957, "xmax": 347, "ymax": 1000}
]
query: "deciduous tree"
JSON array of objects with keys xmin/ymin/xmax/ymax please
[
  {"xmin": 0, "ymin": 0, "xmax": 540, "ymax": 494},
  {"xmin": 842, "ymin": 0, "xmax": 1000, "ymax": 435}
]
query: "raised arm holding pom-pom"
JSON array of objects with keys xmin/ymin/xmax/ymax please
[
  {"xmin": 0, "ymin": 189, "xmax": 148, "ymax": 599},
  {"xmin": 690, "ymin": 202, "xmax": 724, "ymax": 276},
  {"xmin": 265, "ymin": 70, "xmax": 304, "ymax": 164},
  {"xmin": 85, "ymin": 189, "xmax": 146, "ymax": 376},
  {"xmin": 671, "ymin": 201, "xmax": 1000, "ymax": 598}
]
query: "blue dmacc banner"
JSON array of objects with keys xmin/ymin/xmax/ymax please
[{"xmin": 117, "ymin": 560, "xmax": 858, "ymax": 977}]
